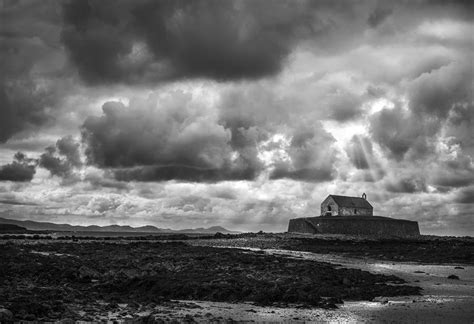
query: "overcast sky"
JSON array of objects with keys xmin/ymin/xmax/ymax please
[{"xmin": 0, "ymin": 0, "xmax": 473, "ymax": 235}]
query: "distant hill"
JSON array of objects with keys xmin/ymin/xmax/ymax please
[
  {"xmin": 0, "ymin": 217, "xmax": 239, "ymax": 234},
  {"xmin": 0, "ymin": 223, "xmax": 28, "ymax": 233}
]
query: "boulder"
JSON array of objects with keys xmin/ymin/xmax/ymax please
[
  {"xmin": 0, "ymin": 308, "xmax": 13, "ymax": 321},
  {"xmin": 78, "ymin": 265, "xmax": 100, "ymax": 279}
]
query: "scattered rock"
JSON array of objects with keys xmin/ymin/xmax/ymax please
[
  {"xmin": 373, "ymin": 297, "xmax": 389, "ymax": 304},
  {"xmin": 0, "ymin": 240, "xmax": 423, "ymax": 320},
  {"xmin": 78, "ymin": 265, "xmax": 100, "ymax": 280},
  {"xmin": 0, "ymin": 308, "xmax": 13, "ymax": 321},
  {"xmin": 454, "ymin": 266, "xmax": 464, "ymax": 269},
  {"xmin": 24, "ymin": 313, "xmax": 36, "ymax": 321},
  {"xmin": 447, "ymin": 274, "xmax": 460, "ymax": 280},
  {"xmin": 414, "ymin": 270, "xmax": 424, "ymax": 273}
]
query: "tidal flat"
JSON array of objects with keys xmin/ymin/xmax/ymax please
[{"xmin": 0, "ymin": 234, "xmax": 472, "ymax": 322}]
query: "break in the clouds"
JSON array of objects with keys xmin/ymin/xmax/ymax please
[{"xmin": 0, "ymin": 0, "xmax": 473, "ymax": 236}]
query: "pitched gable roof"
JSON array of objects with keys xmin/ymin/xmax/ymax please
[{"xmin": 329, "ymin": 195, "xmax": 373, "ymax": 209}]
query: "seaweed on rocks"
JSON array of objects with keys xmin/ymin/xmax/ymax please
[{"xmin": 0, "ymin": 240, "xmax": 421, "ymax": 321}]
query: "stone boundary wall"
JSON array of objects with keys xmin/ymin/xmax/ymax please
[{"xmin": 288, "ymin": 216, "xmax": 420, "ymax": 237}]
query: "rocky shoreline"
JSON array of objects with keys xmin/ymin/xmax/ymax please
[
  {"xmin": 0, "ymin": 239, "xmax": 421, "ymax": 322},
  {"xmin": 190, "ymin": 233, "xmax": 474, "ymax": 265}
]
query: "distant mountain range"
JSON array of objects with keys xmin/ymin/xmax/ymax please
[{"xmin": 0, "ymin": 217, "xmax": 239, "ymax": 234}]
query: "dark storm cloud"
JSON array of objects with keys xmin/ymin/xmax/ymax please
[
  {"xmin": 0, "ymin": 199, "xmax": 38, "ymax": 206},
  {"xmin": 61, "ymin": 0, "xmax": 315, "ymax": 84},
  {"xmin": 424, "ymin": 0, "xmax": 474, "ymax": 19},
  {"xmin": 326, "ymin": 91, "xmax": 364, "ymax": 122},
  {"xmin": 83, "ymin": 170, "xmax": 130, "ymax": 190},
  {"xmin": 39, "ymin": 136, "xmax": 82, "ymax": 178},
  {"xmin": 431, "ymin": 154, "xmax": 474, "ymax": 189},
  {"xmin": 369, "ymin": 107, "xmax": 438, "ymax": 161},
  {"xmin": 408, "ymin": 63, "xmax": 472, "ymax": 119},
  {"xmin": 270, "ymin": 167, "xmax": 334, "ymax": 182},
  {"xmin": 0, "ymin": 79, "xmax": 55, "ymax": 143},
  {"xmin": 0, "ymin": 0, "xmax": 65, "ymax": 142},
  {"xmin": 369, "ymin": 107, "xmax": 417, "ymax": 160},
  {"xmin": 454, "ymin": 187, "xmax": 474, "ymax": 204},
  {"xmin": 56, "ymin": 136, "xmax": 82, "ymax": 168},
  {"xmin": 113, "ymin": 165, "xmax": 257, "ymax": 183},
  {"xmin": 367, "ymin": 5, "xmax": 393, "ymax": 28},
  {"xmin": 81, "ymin": 97, "xmax": 261, "ymax": 182},
  {"xmin": 0, "ymin": 152, "xmax": 37, "ymax": 182},
  {"xmin": 433, "ymin": 174, "xmax": 474, "ymax": 189},
  {"xmin": 40, "ymin": 148, "xmax": 72, "ymax": 178},
  {"xmin": 366, "ymin": 85, "xmax": 385, "ymax": 98},
  {"xmin": 270, "ymin": 127, "xmax": 337, "ymax": 182}
]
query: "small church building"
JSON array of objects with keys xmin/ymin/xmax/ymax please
[
  {"xmin": 288, "ymin": 193, "xmax": 420, "ymax": 237},
  {"xmin": 321, "ymin": 194, "xmax": 373, "ymax": 216}
]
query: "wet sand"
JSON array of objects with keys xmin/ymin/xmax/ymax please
[
  {"xmin": 198, "ymin": 247, "xmax": 474, "ymax": 323},
  {"xmin": 111, "ymin": 246, "xmax": 473, "ymax": 323}
]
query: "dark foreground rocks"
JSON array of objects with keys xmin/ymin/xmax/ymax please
[
  {"xmin": 447, "ymin": 274, "xmax": 460, "ymax": 280},
  {"xmin": 0, "ymin": 240, "xmax": 420, "ymax": 322}
]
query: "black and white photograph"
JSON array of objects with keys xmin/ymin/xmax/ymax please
[{"xmin": 0, "ymin": 0, "xmax": 473, "ymax": 322}]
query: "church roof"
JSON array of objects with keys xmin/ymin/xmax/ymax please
[{"xmin": 328, "ymin": 195, "xmax": 373, "ymax": 209}]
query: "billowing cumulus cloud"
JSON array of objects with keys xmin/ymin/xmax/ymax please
[
  {"xmin": 81, "ymin": 92, "xmax": 263, "ymax": 182},
  {"xmin": 0, "ymin": 152, "xmax": 37, "ymax": 182},
  {"xmin": 408, "ymin": 62, "xmax": 472, "ymax": 119},
  {"xmin": 39, "ymin": 135, "xmax": 83, "ymax": 178},
  {"xmin": 270, "ymin": 127, "xmax": 337, "ymax": 182},
  {"xmin": 369, "ymin": 106, "xmax": 438, "ymax": 161},
  {"xmin": 0, "ymin": 0, "xmax": 473, "ymax": 235}
]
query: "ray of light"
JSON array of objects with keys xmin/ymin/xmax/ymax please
[{"xmin": 354, "ymin": 134, "xmax": 384, "ymax": 184}]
